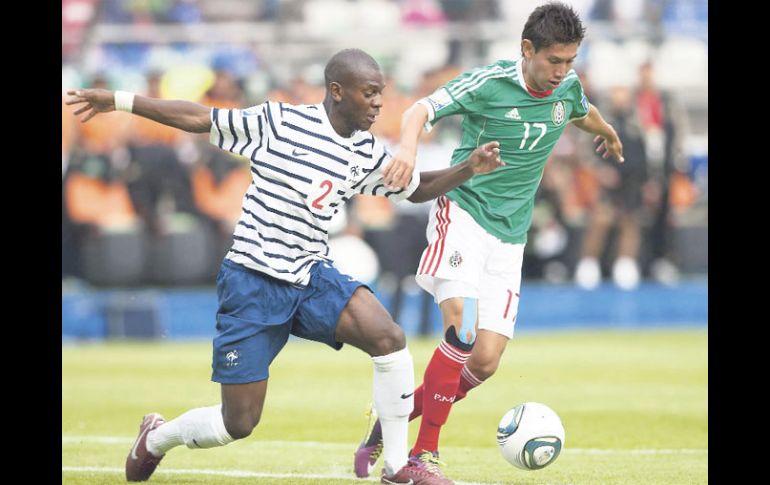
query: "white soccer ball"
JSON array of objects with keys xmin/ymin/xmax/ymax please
[{"xmin": 496, "ymin": 402, "xmax": 565, "ymax": 470}]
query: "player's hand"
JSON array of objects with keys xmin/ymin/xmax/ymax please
[
  {"xmin": 594, "ymin": 125, "xmax": 624, "ymax": 163},
  {"xmin": 64, "ymin": 88, "xmax": 116, "ymax": 123},
  {"xmin": 469, "ymin": 141, "xmax": 503, "ymax": 174},
  {"xmin": 382, "ymin": 148, "xmax": 416, "ymax": 190}
]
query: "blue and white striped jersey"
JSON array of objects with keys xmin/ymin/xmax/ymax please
[{"xmin": 209, "ymin": 101, "xmax": 420, "ymax": 286}]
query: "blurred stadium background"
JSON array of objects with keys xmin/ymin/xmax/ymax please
[{"xmin": 62, "ymin": 2, "xmax": 706, "ymax": 483}]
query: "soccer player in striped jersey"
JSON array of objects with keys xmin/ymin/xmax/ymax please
[
  {"xmin": 355, "ymin": 4, "xmax": 625, "ymax": 482},
  {"xmin": 66, "ymin": 48, "xmax": 503, "ymax": 485}
]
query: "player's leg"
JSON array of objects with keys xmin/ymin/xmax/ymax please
[
  {"xmin": 410, "ymin": 288, "xmax": 476, "ymax": 458},
  {"xmin": 391, "ymin": 197, "xmax": 482, "ymax": 484},
  {"xmin": 292, "ymin": 262, "xmax": 417, "ymax": 482},
  {"xmin": 335, "ymin": 287, "xmax": 416, "ymax": 480},
  {"xmin": 139, "ymin": 383, "xmax": 264, "ymax": 459},
  {"xmin": 410, "ymin": 196, "xmax": 485, "ymax": 455},
  {"xmin": 336, "ymin": 286, "xmax": 458, "ymax": 485},
  {"xmin": 458, "ymin": 329, "xmax": 509, "ymax": 398},
  {"xmin": 456, "ymin": 241, "xmax": 525, "ymax": 401},
  {"xmin": 354, "ymin": 197, "xmax": 457, "ymax": 477},
  {"xmin": 126, "ymin": 260, "xmax": 295, "ymax": 482},
  {"xmin": 352, "ymin": 196, "xmax": 484, "ymax": 483}
]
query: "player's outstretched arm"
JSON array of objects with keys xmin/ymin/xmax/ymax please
[
  {"xmin": 407, "ymin": 141, "xmax": 502, "ymax": 203},
  {"xmin": 65, "ymin": 88, "xmax": 212, "ymax": 133},
  {"xmin": 383, "ymin": 103, "xmax": 430, "ymax": 191},
  {"xmin": 572, "ymin": 103, "xmax": 625, "ymax": 163}
]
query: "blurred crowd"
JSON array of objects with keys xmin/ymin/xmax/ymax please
[{"xmin": 62, "ymin": 0, "xmax": 707, "ymax": 294}]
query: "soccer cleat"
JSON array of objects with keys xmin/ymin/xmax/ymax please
[
  {"xmin": 380, "ymin": 464, "xmax": 419, "ymax": 484},
  {"xmin": 354, "ymin": 405, "xmax": 383, "ymax": 478},
  {"xmin": 381, "ymin": 453, "xmax": 455, "ymax": 485},
  {"xmin": 125, "ymin": 413, "xmax": 166, "ymax": 482},
  {"xmin": 402, "ymin": 450, "xmax": 454, "ymax": 485}
]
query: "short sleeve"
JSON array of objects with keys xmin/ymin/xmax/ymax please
[
  {"xmin": 569, "ymin": 78, "xmax": 590, "ymax": 121},
  {"xmin": 209, "ymin": 104, "xmax": 266, "ymax": 156},
  {"xmin": 417, "ymin": 63, "xmax": 504, "ymax": 132}
]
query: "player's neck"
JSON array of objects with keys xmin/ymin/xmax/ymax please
[
  {"xmin": 521, "ymin": 59, "xmax": 553, "ymax": 98},
  {"xmin": 322, "ymin": 99, "xmax": 356, "ymax": 138}
]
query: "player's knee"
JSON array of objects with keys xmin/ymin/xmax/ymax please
[
  {"xmin": 476, "ymin": 361, "xmax": 499, "ymax": 380},
  {"xmin": 440, "ymin": 298, "xmax": 464, "ymax": 326},
  {"xmin": 469, "ymin": 354, "xmax": 501, "ymax": 381},
  {"xmin": 223, "ymin": 410, "xmax": 261, "ymax": 440},
  {"xmin": 372, "ymin": 321, "xmax": 406, "ymax": 356}
]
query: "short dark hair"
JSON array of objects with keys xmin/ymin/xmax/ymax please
[
  {"xmin": 324, "ymin": 49, "xmax": 380, "ymax": 87},
  {"xmin": 521, "ymin": 2, "xmax": 586, "ymax": 52}
]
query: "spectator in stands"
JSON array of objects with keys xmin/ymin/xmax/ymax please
[
  {"xmin": 438, "ymin": 0, "xmax": 500, "ymax": 65},
  {"xmin": 574, "ymin": 85, "xmax": 646, "ymax": 290},
  {"xmin": 190, "ymin": 146, "xmax": 252, "ymax": 277},
  {"xmin": 64, "ymin": 74, "xmax": 142, "ymax": 281},
  {"xmin": 77, "ymin": 74, "xmax": 132, "ymax": 155},
  {"xmin": 126, "ymin": 71, "xmax": 198, "ymax": 236},
  {"xmin": 635, "ymin": 61, "xmax": 688, "ymax": 284},
  {"xmin": 201, "ymin": 69, "xmax": 245, "ymax": 108}
]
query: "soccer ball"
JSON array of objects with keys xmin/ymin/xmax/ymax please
[{"xmin": 496, "ymin": 402, "xmax": 565, "ymax": 470}]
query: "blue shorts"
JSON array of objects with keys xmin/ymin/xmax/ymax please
[{"xmin": 211, "ymin": 259, "xmax": 368, "ymax": 384}]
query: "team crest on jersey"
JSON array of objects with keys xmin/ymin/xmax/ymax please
[
  {"xmin": 349, "ymin": 165, "xmax": 360, "ymax": 181},
  {"xmin": 551, "ymin": 101, "xmax": 566, "ymax": 126},
  {"xmin": 448, "ymin": 251, "xmax": 463, "ymax": 268}
]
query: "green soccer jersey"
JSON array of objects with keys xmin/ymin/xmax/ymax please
[{"xmin": 419, "ymin": 58, "xmax": 590, "ymax": 244}]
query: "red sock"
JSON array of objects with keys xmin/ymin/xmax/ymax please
[
  {"xmin": 455, "ymin": 363, "xmax": 484, "ymax": 402},
  {"xmin": 411, "ymin": 338, "xmax": 471, "ymax": 455},
  {"xmin": 408, "ymin": 363, "xmax": 484, "ymax": 421}
]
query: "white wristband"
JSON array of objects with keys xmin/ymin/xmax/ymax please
[{"xmin": 114, "ymin": 91, "xmax": 135, "ymax": 113}]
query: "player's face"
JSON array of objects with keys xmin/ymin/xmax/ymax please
[
  {"xmin": 341, "ymin": 67, "xmax": 384, "ymax": 132},
  {"xmin": 522, "ymin": 41, "xmax": 579, "ymax": 92}
]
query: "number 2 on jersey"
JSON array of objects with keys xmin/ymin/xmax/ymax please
[
  {"xmin": 311, "ymin": 180, "xmax": 333, "ymax": 209},
  {"xmin": 518, "ymin": 122, "xmax": 547, "ymax": 151}
]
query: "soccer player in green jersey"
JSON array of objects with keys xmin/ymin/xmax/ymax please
[{"xmin": 355, "ymin": 3, "xmax": 624, "ymax": 483}]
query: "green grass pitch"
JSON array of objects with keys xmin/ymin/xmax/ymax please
[{"xmin": 63, "ymin": 329, "xmax": 707, "ymax": 484}]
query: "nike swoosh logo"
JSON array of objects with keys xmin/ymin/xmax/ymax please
[
  {"xmin": 292, "ymin": 148, "xmax": 308, "ymax": 157},
  {"xmin": 130, "ymin": 415, "xmax": 159, "ymax": 460},
  {"xmin": 130, "ymin": 425, "xmax": 151, "ymax": 460},
  {"xmin": 400, "ymin": 392, "xmax": 414, "ymax": 399}
]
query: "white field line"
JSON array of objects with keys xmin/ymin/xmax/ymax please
[
  {"xmin": 61, "ymin": 435, "xmax": 708, "ymax": 455},
  {"xmin": 62, "ymin": 466, "xmax": 379, "ymax": 482},
  {"xmin": 61, "ymin": 466, "xmax": 535, "ymax": 485}
]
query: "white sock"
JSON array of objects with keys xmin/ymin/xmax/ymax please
[
  {"xmin": 146, "ymin": 404, "xmax": 234, "ymax": 456},
  {"xmin": 372, "ymin": 347, "xmax": 414, "ymax": 476}
]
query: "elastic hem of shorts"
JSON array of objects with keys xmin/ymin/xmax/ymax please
[
  {"xmin": 212, "ymin": 375, "xmax": 268, "ymax": 384},
  {"xmin": 477, "ymin": 326, "xmax": 514, "ymax": 340}
]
